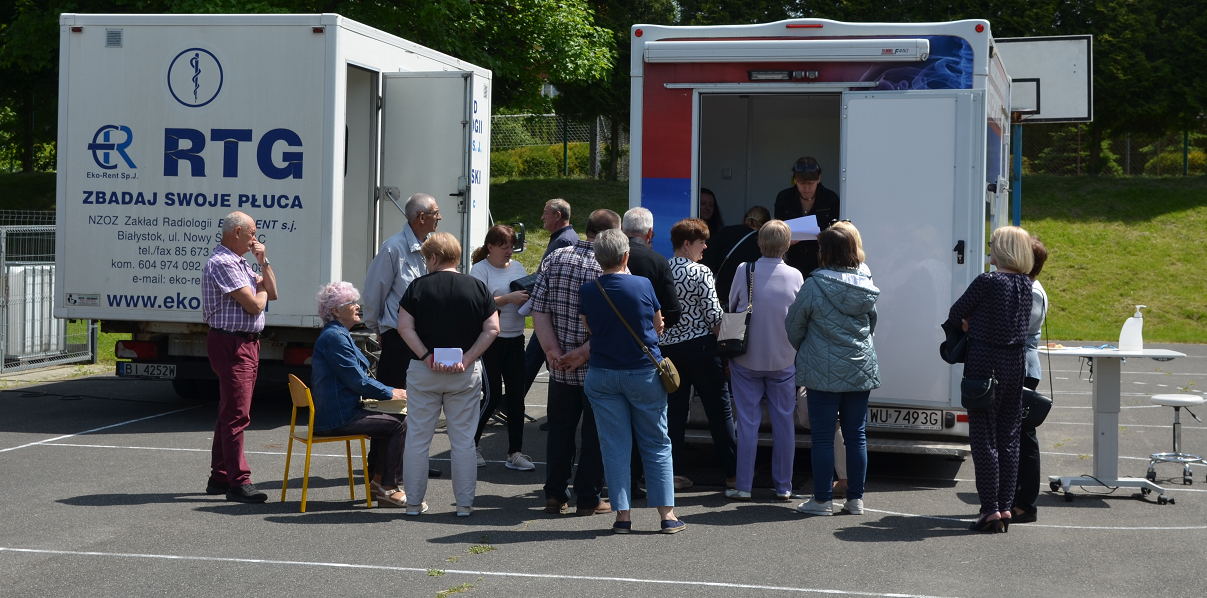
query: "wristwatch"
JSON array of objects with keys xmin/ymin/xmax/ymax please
[{"xmin": 261, "ymin": 259, "xmax": 271, "ymax": 267}]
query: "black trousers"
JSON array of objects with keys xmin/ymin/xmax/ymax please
[
  {"xmin": 543, "ymin": 380, "xmax": 604, "ymax": 508},
  {"xmin": 475, "ymin": 335, "xmax": 527, "ymax": 454},
  {"xmin": 319, "ymin": 411, "xmax": 407, "ymax": 487},
  {"xmin": 1015, "ymin": 376, "xmax": 1042, "ymax": 515},
  {"xmin": 662, "ymin": 335, "xmax": 737, "ymax": 477},
  {"xmin": 522, "ymin": 333, "xmax": 545, "ymax": 394}
]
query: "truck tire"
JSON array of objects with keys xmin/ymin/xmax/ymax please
[{"xmin": 171, "ymin": 378, "xmax": 220, "ymax": 401}]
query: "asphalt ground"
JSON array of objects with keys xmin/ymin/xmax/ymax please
[{"xmin": 2, "ymin": 342, "xmax": 1206, "ymax": 598}]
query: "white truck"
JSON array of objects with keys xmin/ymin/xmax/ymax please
[
  {"xmin": 630, "ymin": 18, "xmax": 1020, "ymax": 455},
  {"xmin": 53, "ymin": 13, "xmax": 492, "ymax": 397}
]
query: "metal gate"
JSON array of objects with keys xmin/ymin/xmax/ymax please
[{"xmin": 0, "ymin": 213, "xmax": 96, "ymax": 373}]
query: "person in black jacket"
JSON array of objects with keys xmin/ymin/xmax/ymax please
[
  {"xmin": 621, "ymin": 207, "xmax": 682, "ymax": 328},
  {"xmin": 774, "ymin": 157, "xmax": 840, "ymax": 277},
  {"xmin": 707, "ymin": 206, "xmax": 771, "ymax": 308}
]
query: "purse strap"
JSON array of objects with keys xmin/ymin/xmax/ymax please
[
  {"xmin": 744, "ymin": 262, "xmax": 755, "ymax": 314},
  {"xmin": 594, "ymin": 278, "xmax": 662, "ymax": 369}
]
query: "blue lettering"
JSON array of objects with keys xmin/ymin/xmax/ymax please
[
  {"xmin": 210, "ymin": 129, "xmax": 253, "ymax": 178},
  {"xmin": 238, "ymin": 194, "xmax": 249, "ymax": 207},
  {"xmin": 83, "ymin": 191, "xmax": 93, "ymax": 204},
  {"xmin": 164, "ymin": 128, "xmax": 206, "ymax": 177},
  {"xmin": 133, "ymin": 192, "xmax": 146, "ymax": 205},
  {"xmin": 290, "ymin": 195, "xmax": 303, "ymax": 209},
  {"xmin": 148, "ymin": 192, "xmax": 158, "ymax": 206},
  {"xmin": 220, "ymin": 193, "xmax": 231, "ymax": 207},
  {"xmin": 121, "ymin": 191, "xmax": 133, "ymax": 205},
  {"xmin": 256, "ymin": 128, "xmax": 303, "ymax": 180},
  {"xmin": 107, "ymin": 192, "xmax": 120, "ymax": 205},
  {"xmin": 164, "ymin": 192, "xmax": 175, "ymax": 206},
  {"xmin": 264, "ymin": 194, "xmax": 275, "ymax": 209}
]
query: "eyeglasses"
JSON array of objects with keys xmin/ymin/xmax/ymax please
[
  {"xmin": 830, "ymin": 219, "xmax": 852, "ymax": 225},
  {"xmin": 793, "ymin": 162, "xmax": 820, "ymax": 173},
  {"xmin": 337, "ymin": 299, "xmax": 362, "ymax": 312},
  {"xmin": 424, "ymin": 208, "xmax": 441, "ymax": 217}
]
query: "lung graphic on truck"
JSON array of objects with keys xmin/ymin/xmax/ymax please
[
  {"xmin": 55, "ymin": 13, "xmax": 491, "ymax": 397},
  {"xmin": 629, "ymin": 19, "xmax": 1029, "ymax": 448}
]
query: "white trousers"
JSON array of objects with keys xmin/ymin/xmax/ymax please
[{"xmin": 403, "ymin": 361, "xmax": 482, "ymax": 507}]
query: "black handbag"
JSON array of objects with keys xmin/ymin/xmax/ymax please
[
  {"xmin": 510, "ymin": 272, "xmax": 539, "ymax": 294},
  {"xmin": 716, "ymin": 262, "xmax": 754, "ymax": 357},
  {"xmin": 1021, "ymin": 387, "xmax": 1053, "ymax": 427},
  {"xmin": 961, "ymin": 373, "xmax": 997, "ymax": 412},
  {"xmin": 939, "ymin": 319, "xmax": 968, "ymax": 364}
]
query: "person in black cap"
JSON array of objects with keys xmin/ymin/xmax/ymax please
[{"xmin": 774, "ymin": 157, "xmax": 840, "ymax": 276}]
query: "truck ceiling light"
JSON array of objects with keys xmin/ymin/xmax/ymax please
[
  {"xmin": 313, "ymin": 27, "xmax": 325, "ymax": 33},
  {"xmin": 634, "ymin": 28, "xmax": 643, "ymax": 37},
  {"xmin": 71, "ymin": 27, "xmax": 82, "ymax": 32},
  {"xmin": 645, "ymin": 38, "xmax": 931, "ymax": 63},
  {"xmin": 749, "ymin": 70, "xmax": 791, "ymax": 81},
  {"xmin": 976, "ymin": 24, "xmax": 985, "ymax": 33}
]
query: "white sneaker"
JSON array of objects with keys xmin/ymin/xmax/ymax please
[
  {"xmin": 457, "ymin": 505, "xmax": 473, "ymax": 517},
  {"xmin": 796, "ymin": 498, "xmax": 833, "ymax": 516},
  {"xmin": 724, "ymin": 489, "xmax": 751, "ymax": 501},
  {"xmin": 842, "ymin": 498, "xmax": 864, "ymax": 515},
  {"xmin": 505, "ymin": 452, "xmax": 536, "ymax": 471},
  {"xmin": 475, "ymin": 446, "xmax": 486, "ymax": 467}
]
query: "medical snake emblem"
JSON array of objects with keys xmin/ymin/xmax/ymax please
[{"xmin": 189, "ymin": 53, "xmax": 201, "ymax": 102}]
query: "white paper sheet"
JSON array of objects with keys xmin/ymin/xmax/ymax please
[
  {"xmin": 786, "ymin": 215, "xmax": 821, "ymax": 241},
  {"xmin": 434, "ymin": 347, "xmax": 463, "ymax": 367}
]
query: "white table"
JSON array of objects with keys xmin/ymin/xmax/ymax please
[{"xmin": 1040, "ymin": 347, "xmax": 1186, "ymax": 504}]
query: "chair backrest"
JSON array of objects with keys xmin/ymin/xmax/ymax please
[{"xmin": 287, "ymin": 374, "xmax": 313, "ymax": 409}]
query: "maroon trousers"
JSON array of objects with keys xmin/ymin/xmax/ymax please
[{"xmin": 207, "ymin": 331, "xmax": 260, "ymax": 487}]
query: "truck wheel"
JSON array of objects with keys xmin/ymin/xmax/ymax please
[{"xmin": 171, "ymin": 378, "xmax": 220, "ymax": 400}]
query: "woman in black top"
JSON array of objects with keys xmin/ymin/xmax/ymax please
[
  {"xmin": 398, "ymin": 232, "xmax": 500, "ymax": 517},
  {"xmin": 774, "ymin": 157, "xmax": 840, "ymax": 276},
  {"xmin": 946, "ymin": 226, "xmax": 1034, "ymax": 533},
  {"xmin": 708, "ymin": 205, "xmax": 771, "ymax": 305},
  {"xmin": 698, "ymin": 188, "xmax": 725, "ymax": 269}
]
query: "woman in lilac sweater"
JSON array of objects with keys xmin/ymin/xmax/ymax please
[{"xmin": 725, "ymin": 220, "xmax": 805, "ymax": 501}]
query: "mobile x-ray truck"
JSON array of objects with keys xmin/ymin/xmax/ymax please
[
  {"xmin": 54, "ymin": 14, "xmax": 491, "ymax": 397},
  {"xmin": 630, "ymin": 19, "xmax": 1024, "ymax": 454}
]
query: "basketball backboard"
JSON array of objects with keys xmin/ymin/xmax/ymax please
[{"xmin": 995, "ymin": 35, "xmax": 1092, "ymax": 123}]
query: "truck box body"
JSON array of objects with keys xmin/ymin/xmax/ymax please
[
  {"xmin": 54, "ymin": 14, "xmax": 491, "ymax": 388},
  {"xmin": 631, "ymin": 19, "xmax": 1014, "ymax": 446}
]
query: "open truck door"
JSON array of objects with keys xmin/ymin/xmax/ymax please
[
  {"xmin": 840, "ymin": 89, "xmax": 984, "ymax": 414},
  {"xmin": 379, "ymin": 71, "xmax": 489, "ymax": 269}
]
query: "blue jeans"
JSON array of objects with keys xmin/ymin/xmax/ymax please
[
  {"xmin": 807, "ymin": 390, "xmax": 869, "ymax": 502},
  {"xmin": 584, "ymin": 366, "xmax": 674, "ymax": 512}
]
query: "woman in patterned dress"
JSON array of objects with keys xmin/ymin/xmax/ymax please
[
  {"xmin": 946, "ymin": 226, "xmax": 1034, "ymax": 533},
  {"xmin": 660, "ymin": 218, "xmax": 738, "ymax": 490}
]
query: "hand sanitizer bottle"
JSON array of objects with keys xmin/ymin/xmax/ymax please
[{"xmin": 1119, "ymin": 305, "xmax": 1147, "ymax": 351}]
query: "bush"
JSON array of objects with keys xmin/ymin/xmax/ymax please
[
  {"xmin": 490, "ymin": 143, "xmax": 593, "ymax": 178},
  {"xmin": 1144, "ymin": 150, "xmax": 1207, "ymax": 176}
]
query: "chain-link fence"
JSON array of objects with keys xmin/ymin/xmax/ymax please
[
  {"xmin": 1020, "ymin": 122, "xmax": 1207, "ymax": 176},
  {"xmin": 0, "ymin": 211, "xmax": 96, "ymax": 372},
  {"xmin": 491, "ymin": 114, "xmax": 629, "ymax": 180}
]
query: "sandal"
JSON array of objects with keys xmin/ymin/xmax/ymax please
[{"xmin": 377, "ymin": 488, "xmax": 407, "ymax": 508}]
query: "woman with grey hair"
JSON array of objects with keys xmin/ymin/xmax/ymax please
[
  {"xmin": 726, "ymin": 220, "xmax": 805, "ymax": 502},
  {"xmin": 579, "ymin": 228, "xmax": 685, "ymax": 534},
  {"xmin": 309, "ymin": 281, "xmax": 412, "ymax": 508}
]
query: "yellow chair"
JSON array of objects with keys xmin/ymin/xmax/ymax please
[{"xmin": 281, "ymin": 374, "xmax": 373, "ymax": 512}]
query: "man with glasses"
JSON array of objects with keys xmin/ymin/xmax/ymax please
[
  {"xmin": 363, "ymin": 192, "xmax": 444, "ymax": 478},
  {"xmin": 774, "ymin": 156, "xmax": 841, "ymax": 276}
]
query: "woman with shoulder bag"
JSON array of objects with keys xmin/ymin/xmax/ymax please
[
  {"xmin": 786, "ymin": 227, "xmax": 880, "ymax": 516},
  {"xmin": 725, "ymin": 220, "xmax": 805, "ymax": 502},
  {"xmin": 946, "ymin": 226, "xmax": 1034, "ymax": 533},
  {"xmin": 579, "ymin": 229, "xmax": 685, "ymax": 535}
]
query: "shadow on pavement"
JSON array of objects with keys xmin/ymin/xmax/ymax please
[{"xmin": 832, "ymin": 514, "xmax": 971, "ymax": 542}]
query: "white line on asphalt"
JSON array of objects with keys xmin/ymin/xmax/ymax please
[
  {"xmin": 0, "ymin": 406, "xmax": 202, "ymax": 454},
  {"xmin": 1044, "ymin": 421, "xmax": 1207, "ymax": 430},
  {"xmin": 875, "ymin": 474, "xmax": 1207, "ymax": 493},
  {"xmin": 1049, "ymin": 405, "xmax": 1160, "ymax": 409},
  {"xmin": 40, "ymin": 443, "xmax": 549, "ymax": 465},
  {"xmin": 862, "ymin": 508, "xmax": 1207, "ymax": 530},
  {"xmin": 0, "ymin": 547, "xmax": 961, "ymax": 598}
]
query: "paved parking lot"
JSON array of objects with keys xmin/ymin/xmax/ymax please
[{"xmin": 2, "ymin": 342, "xmax": 1206, "ymax": 597}]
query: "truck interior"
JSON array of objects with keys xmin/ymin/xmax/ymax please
[
  {"xmin": 343, "ymin": 64, "xmax": 379, "ymax": 283},
  {"xmin": 697, "ymin": 93, "xmax": 843, "ymax": 223}
]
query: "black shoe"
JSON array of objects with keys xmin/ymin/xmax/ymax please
[
  {"xmin": 226, "ymin": 483, "xmax": 268, "ymax": 503},
  {"xmin": 428, "ymin": 468, "xmax": 442, "ymax": 478},
  {"xmin": 206, "ymin": 479, "xmax": 231, "ymax": 495},
  {"xmin": 1011, "ymin": 511, "xmax": 1037, "ymax": 524}
]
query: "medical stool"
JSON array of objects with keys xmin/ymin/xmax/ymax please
[{"xmin": 1146, "ymin": 394, "xmax": 1207, "ymax": 486}]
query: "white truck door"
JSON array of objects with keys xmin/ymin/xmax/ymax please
[
  {"xmin": 840, "ymin": 90, "xmax": 983, "ymax": 408},
  {"xmin": 379, "ymin": 72, "xmax": 477, "ymax": 267}
]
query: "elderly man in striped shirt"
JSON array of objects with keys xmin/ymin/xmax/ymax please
[{"xmin": 203, "ymin": 211, "xmax": 278, "ymax": 503}]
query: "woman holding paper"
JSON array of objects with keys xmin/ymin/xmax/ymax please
[
  {"xmin": 398, "ymin": 232, "xmax": 500, "ymax": 517},
  {"xmin": 310, "ymin": 281, "xmax": 410, "ymax": 508},
  {"xmin": 774, "ymin": 156, "xmax": 840, "ymax": 276}
]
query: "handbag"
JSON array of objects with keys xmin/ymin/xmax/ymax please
[
  {"xmin": 1021, "ymin": 387, "xmax": 1053, "ymax": 427},
  {"xmin": 960, "ymin": 373, "xmax": 997, "ymax": 412},
  {"xmin": 716, "ymin": 262, "xmax": 754, "ymax": 357},
  {"xmin": 361, "ymin": 398, "xmax": 407, "ymax": 415},
  {"xmin": 594, "ymin": 279, "xmax": 681, "ymax": 393},
  {"xmin": 939, "ymin": 319, "xmax": 969, "ymax": 364},
  {"xmin": 510, "ymin": 272, "xmax": 539, "ymax": 294}
]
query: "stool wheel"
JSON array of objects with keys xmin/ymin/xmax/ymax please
[
  {"xmin": 1049, "ymin": 480, "xmax": 1061, "ymax": 492},
  {"xmin": 1064, "ymin": 491, "xmax": 1074, "ymax": 503},
  {"xmin": 1157, "ymin": 495, "xmax": 1174, "ymax": 505},
  {"xmin": 1140, "ymin": 487, "xmax": 1151, "ymax": 497},
  {"xmin": 1184, "ymin": 476, "xmax": 1194, "ymax": 486},
  {"xmin": 1146, "ymin": 469, "xmax": 1156, "ymax": 482}
]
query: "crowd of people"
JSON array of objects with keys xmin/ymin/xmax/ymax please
[{"xmin": 199, "ymin": 156, "xmax": 1048, "ymax": 536}]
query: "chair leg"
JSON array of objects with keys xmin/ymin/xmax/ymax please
[
  {"xmin": 301, "ymin": 442, "xmax": 314, "ymax": 513},
  {"xmin": 345, "ymin": 439, "xmax": 356, "ymax": 500},
  {"xmin": 361, "ymin": 438, "xmax": 372, "ymax": 509},
  {"xmin": 281, "ymin": 437, "xmax": 295, "ymax": 503}
]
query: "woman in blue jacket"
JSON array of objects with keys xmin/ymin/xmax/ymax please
[
  {"xmin": 786, "ymin": 227, "xmax": 880, "ymax": 517},
  {"xmin": 311, "ymin": 281, "xmax": 411, "ymax": 508}
]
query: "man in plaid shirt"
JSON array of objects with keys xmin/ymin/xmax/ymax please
[
  {"xmin": 203, "ymin": 211, "xmax": 278, "ymax": 503},
  {"xmin": 531, "ymin": 209, "xmax": 620, "ymax": 516}
]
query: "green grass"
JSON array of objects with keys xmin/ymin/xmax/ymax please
[
  {"xmin": 487, "ymin": 177, "xmax": 628, "ymax": 273},
  {"xmin": 66, "ymin": 320, "xmax": 130, "ymax": 365},
  {"xmin": 0, "ymin": 172, "xmax": 56, "ymax": 210},
  {"xmin": 1021, "ymin": 175, "xmax": 1207, "ymax": 343}
]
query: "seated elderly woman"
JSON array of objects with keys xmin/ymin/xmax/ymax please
[
  {"xmin": 398, "ymin": 232, "xmax": 500, "ymax": 517},
  {"xmin": 310, "ymin": 281, "xmax": 410, "ymax": 508},
  {"xmin": 580, "ymin": 228, "xmax": 685, "ymax": 535}
]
